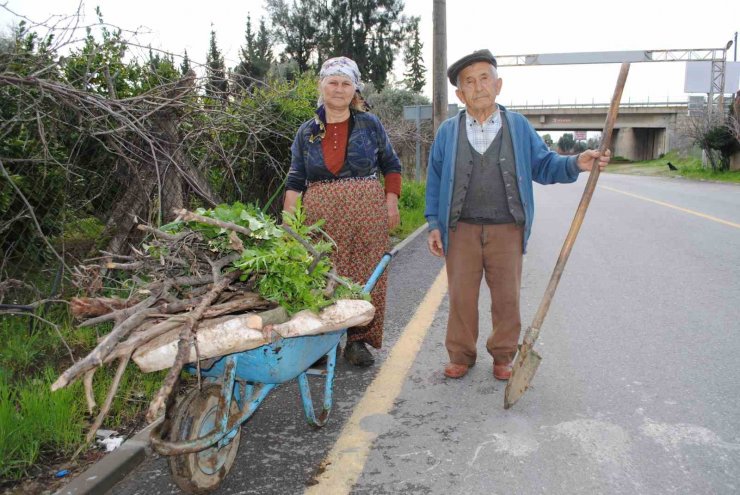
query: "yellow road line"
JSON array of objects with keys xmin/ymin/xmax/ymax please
[
  {"xmin": 601, "ymin": 185, "xmax": 740, "ymax": 229},
  {"xmin": 305, "ymin": 267, "xmax": 448, "ymax": 494}
]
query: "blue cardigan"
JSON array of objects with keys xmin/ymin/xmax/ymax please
[{"xmin": 424, "ymin": 106, "xmax": 582, "ymax": 253}]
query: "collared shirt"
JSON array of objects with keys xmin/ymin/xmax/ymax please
[{"xmin": 465, "ymin": 107, "xmax": 502, "ymax": 154}]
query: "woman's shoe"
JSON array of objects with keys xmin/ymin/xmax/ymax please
[{"xmin": 343, "ymin": 341, "xmax": 374, "ymax": 367}]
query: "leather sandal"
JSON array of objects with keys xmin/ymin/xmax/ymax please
[
  {"xmin": 493, "ymin": 362, "xmax": 513, "ymax": 381},
  {"xmin": 443, "ymin": 362, "xmax": 470, "ymax": 379}
]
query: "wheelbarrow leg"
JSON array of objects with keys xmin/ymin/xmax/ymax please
[
  {"xmin": 217, "ymin": 356, "xmax": 239, "ymax": 447},
  {"xmin": 299, "ymin": 343, "xmax": 338, "ymax": 427}
]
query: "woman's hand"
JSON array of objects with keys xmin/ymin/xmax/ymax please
[
  {"xmin": 386, "ymin": 193, "xmax": 400, "ymax": 230},
  {"xmin": 281, "ymin": 190, "xmax": 301, "ymax": 226},
  {"xmin": 283, "ymin": 190, "xmax": 300, "ymax": 214}
]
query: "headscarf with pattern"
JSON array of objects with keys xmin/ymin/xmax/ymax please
[
  {"xmin": 319, "ymin": 56, "xmax": 364, "ymax": 92},
  {"xmin": 310, "ymin": 57, "xmax": 368, "ymax": 142}
]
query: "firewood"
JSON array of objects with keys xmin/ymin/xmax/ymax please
[
  {"xmin": 146, "ymin": 272, "xmax": 239, "ymax": 422},
  {"xmin": 103, "ymin": 316, "xmax": 187, "ymax": 364},
  {"xmin": 51, "ymin": 291, "xmax": 163, "ymax": 391},
  {"xmin": 132, "ymin": 306, "xmax": 289, "ymax": 373},
  {"xmin": 202, "ymin": 293, "xmax": 272, "ymax": 318},
  {"xmin": 270, "ymin": 300, "xmax": 375, "ymax": 338},
  {"xmin": 70, "ymin": 296, "xmax": 139, "ymax": 319}
]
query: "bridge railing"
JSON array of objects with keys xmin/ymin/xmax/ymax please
[{"xmin": 505, "ymin": 99, "xmax": 690, "ymax": 110}]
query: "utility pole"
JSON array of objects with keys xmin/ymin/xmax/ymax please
[{"xmin": 432, "ymin": 0, "xmax": 447, "ymax": 133}]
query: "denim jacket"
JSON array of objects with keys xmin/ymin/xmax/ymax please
[
  {"xmin": 286, "ymin": 110, "xmax": 402, "ymax": 192},
  {"xmin": 425, "ymin": 105, "xmax": 582, "ymax": 254}
]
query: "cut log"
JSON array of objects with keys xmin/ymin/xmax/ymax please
[
  {"xmin": 71, "ymin": 297, "xmax": 139, "ymax": 319},
  {"xmin": 132, "ymin": 300, "xmax": 374, "ymax": 373},
  {"xmin": 202, "ymin": 293, "xmax": 271, "ymax": 318},
  {"xmin": 270, "ymin": 299, "xmax": 375, "ymax": 338},
  {"xmin": 146, "ymin": 271, "xmax": 239, "ymax": 421},
  {"xmin": 71, "ymin": 292, "xmax": 267, "ymax": 323},
  {"xmin": 133, "ymin": 307, "xmax": 290, "ymax": 372}
]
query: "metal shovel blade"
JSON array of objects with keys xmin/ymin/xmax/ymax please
[{"xmin": 504, "ymin": 345, "xmax": 542, "ymax": 409}]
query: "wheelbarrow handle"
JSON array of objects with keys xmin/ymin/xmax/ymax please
[{"xmin": 363, "ymin": 252, "xmax": 394, "ymax": 294}]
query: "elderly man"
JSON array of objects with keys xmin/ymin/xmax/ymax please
[{"xmin": 425, "ymin": 49, "xmax": 610, "ymax": 380}]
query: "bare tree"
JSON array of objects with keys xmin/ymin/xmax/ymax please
[{"xmin": 0, "ymin": 9, "xmax": 311, "ymax": 300}]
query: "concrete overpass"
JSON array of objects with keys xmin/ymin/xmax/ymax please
[{"xmin": 508, "ymin": 101, "xmax": 692, "ymax": 161}]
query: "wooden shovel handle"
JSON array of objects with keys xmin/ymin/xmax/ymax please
[{"xmin": 524, "ymin": 63, "xmax": 630, "ymax": 345}]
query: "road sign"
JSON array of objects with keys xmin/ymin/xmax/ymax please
[
  {"xmin": 402, "ymin": 104, "xmax": 459, "ymax": 121},
  {"xmin": 574, "ymin": 131, "xmax": 587, "ymax": 140},
  {"xmin": 402, "ymin": 104, "xmax": 459, "ymax": 180},
  {"xmin": 684, "ymin": 61, "xmax": 740, "ymax": 94}
]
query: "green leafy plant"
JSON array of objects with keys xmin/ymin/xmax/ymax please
[{"xmin": 154, "ymin": 201, "xmax": 364, "ymax": 313}]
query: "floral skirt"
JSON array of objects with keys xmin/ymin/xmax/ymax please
[{"xmin": 303, "ymin": 178, "xmax": 389, "ymax": 349}]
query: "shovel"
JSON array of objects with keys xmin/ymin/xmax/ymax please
[{"xmin": 504, "ymin": 63, "xmax": 630, "ymax": 409}]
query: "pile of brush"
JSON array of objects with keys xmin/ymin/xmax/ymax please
[{"xmin": 52, "ymin": 203, "xmax": 368, "ymax": 441}]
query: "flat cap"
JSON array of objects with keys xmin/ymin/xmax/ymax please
[{"xmin": 447, "ymin": 49, "xmax": 497, "ymax": 86}]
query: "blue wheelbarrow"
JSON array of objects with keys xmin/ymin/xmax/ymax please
[{"xmin": 149, "ymin": 252, "xmax": 394, "ymax": 493}]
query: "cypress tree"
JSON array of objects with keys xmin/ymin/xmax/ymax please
[
  {"xmin": 180, "ymin": 49, "xmax": 191, "ymax": 75},
  {"xmin": 266, "ymin": 0, "xmax": 408, "ymax": 87},
  {"xmin": 235, "ymin": 15, "xmax": 273, "ymax": 89},
  {"xmin": 253, "ymin": 18, "xmax": 273, "ymax": 79},
  {"xmin": 205, "ymin": 28, "xmax": 228, "ymax": 102},
  {"xmin": 403, "ymin": 17, "xmax": 425, "ymax": 93}
]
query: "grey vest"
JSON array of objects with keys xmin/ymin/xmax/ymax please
[{"xmin": 449, "ymin": 112, "xmax": 525, "ymax": 228}]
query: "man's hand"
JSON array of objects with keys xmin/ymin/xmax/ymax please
[
  {"xmin": 386, "ymin": 193, "xmax": 400, "ymax": 230},
  {"xmin": 576, "ymin": 149, "xmax": 611, "ymax": 172},
  {"xmin": 427, "ymin": 229, "xmax": 444, "ymax": 257}
]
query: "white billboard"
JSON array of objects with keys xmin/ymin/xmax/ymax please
[{"xmin": 684, "ymin": 61, "xmax": 740, "ymax": 94}]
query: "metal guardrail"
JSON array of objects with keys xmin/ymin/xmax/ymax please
[{"xmin": 505, "ymin": 100, "xmax": 690, "ymax": 110}]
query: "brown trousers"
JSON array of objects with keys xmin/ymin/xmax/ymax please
[{"xmin": 445, "ymin": 222, "xmax": 523, "ymax": 366}]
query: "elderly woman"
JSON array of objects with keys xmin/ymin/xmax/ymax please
[{"xmin": 283, "ymin": 56, "xmax": 402, "ymax": 367}]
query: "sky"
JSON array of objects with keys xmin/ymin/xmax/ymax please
[{"xmin": 1, "ymin": 0, "xmax": 738, "ymax": 107}]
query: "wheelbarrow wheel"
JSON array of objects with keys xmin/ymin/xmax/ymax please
[{"xmin": 168, "ymin": 384, "xmax": 241, "ymax": 494}]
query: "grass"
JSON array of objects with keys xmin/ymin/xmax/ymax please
[
  {"xmin": 391, "ymin": 179, "xmax": 427, "ymax": 240},
  {"xmin": 0, "ymin": 368, "xmax": 84, "ymax": 480},
  {"xmin": 607, "ymin": 151, "xmax": 740, "ymax": 183},
  {"xmin": 0, "ymin": 314, "xmax": 165, "ymax": 482}
]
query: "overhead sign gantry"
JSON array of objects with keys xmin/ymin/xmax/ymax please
[{"xmin": 495, "ymin": 44, "xmax": 735, "ymax": 118}]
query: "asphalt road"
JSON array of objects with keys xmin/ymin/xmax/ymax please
[{"xmin": 111, "ymin": 173, "xmax": 740, "ymax": 495}]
